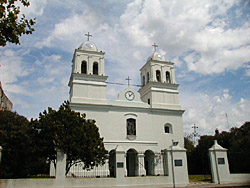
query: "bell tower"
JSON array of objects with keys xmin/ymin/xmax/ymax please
[
  {"xmin": 68, "ymin": 35, "xmax": 108, "ymax": 105},
  {"xmin": 138, "ymin": 44, "xmax": 181, "ymax": 110}
]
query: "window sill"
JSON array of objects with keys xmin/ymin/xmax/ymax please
[{"xmin": 127, "ymin": 135, "xmax": 136, "ymax": 140}]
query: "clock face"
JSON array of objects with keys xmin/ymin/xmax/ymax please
[{"xmin": 125, "ymin": 91, "xmax": 135, "ymax": 101}]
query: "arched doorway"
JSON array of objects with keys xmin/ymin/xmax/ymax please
[
  {"xmin": 109, "ymin": 150, "xmax": 116, "ymax": 177},
  {"xmin": 144, "ymin": 150, "xmax": 155, "ymax": 176},
  {"xmin": 126, "ymin": 149, "xmax": 138, "ymax": 176}
]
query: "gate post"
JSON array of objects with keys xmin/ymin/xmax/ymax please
[
  {"xmin": 209, "ymin": 140, "xmax": 230, "ymax": 184},
  {"xmin": 115, "ymin": 146, "xmax": 125, "ymax": 181},
  {"xmin": 165, "ymin": 143, "xmax": 189, "ymax": 187},
  {"xmin": 56, "ymin": 149, "xmax": 66, "ymax": 181}
]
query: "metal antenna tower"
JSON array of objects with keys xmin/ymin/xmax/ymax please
[
  {"xmin": 192, "ymin": 124, "xmax": 199, "ymax": 146},
  {"xmin": 225, "ymin": 113, "xmax": 230, "ymax": 131}
]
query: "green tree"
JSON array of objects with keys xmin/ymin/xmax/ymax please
[
  {"xmin": 0, "ymin": 0, "xmax": 36, "ymax": 46},
  {"xmin": 0, "ymin": 110, "xmax": 32, "ymax": 178},
  {"xmin": 187, "ymin": 135, "xmax": 214, "ymax": 175},
  {"xmin": 32, "ymin": 101, "xmax": 108, "ymax": 175},
  {"xmin": 186, "ymin": 121, "xmax": 250, "ymax": 175},
  {"xmin": 227, "ymin": 122, "xmax": 250, "ymax": 173},
  {"xmin": 184, "ymin": 134, "xmax": 195, "ymax": 153},
  {"xmin": 184, "ymin": 134, "xmax": 195, "ymax": 174}
]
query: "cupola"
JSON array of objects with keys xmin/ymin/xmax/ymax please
[
  {"xmin": 78, "ymin": 41, "xmax": 99, "ymax": 52},
  {"xmin": 147, "ymin": 51, "xmax": 166, "ymax": 62}
]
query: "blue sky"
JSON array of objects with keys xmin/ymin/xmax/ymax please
[{"xmin": 0, "ymin": 0, "xmax": 249, "ymax": 136}]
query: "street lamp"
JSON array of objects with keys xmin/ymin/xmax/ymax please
[
  {"xmin": 171, "ymin": 140, "xmax": 178, "ymax": 188},
  {"xmin": 0, "ymin": 146, "xmax": 2, "ymax": 163}
]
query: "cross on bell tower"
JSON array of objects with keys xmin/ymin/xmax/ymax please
[
  {"xmin": 85, "ymin": 32, "xmax": 92, "ymax": 41},
  {"xmin": 152, "ymin": 42, "xmax": 158, "ymax": 51},
  {"xmin": 125, "ymin": 76, "xmax": 131, "ymax": 87}
]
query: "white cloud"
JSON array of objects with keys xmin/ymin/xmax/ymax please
[
  {"xmin": 0, "ymin": 49, "xmax": 31, "ymax": 84},
  {"xmin": 20, "ymin": 0, "xmax": 47, "ymax": 17},
  {"xmin": 181, "ymin": 89, "xmax": 250, "ymax": 135},
  {"xmin": 2, "ymin": 0, "xmax": 249, "ymax": 131},
  {"xmin": 119, "ymin": 0, "xmax": 250, "ymax": 75},
  {"xmin": 36, "ymin": 8, "xmax": 110, "ymax": 50},
  {"xmin": 244, "ymin": 64, "xmax": 250, "ymax": 76},
  {"xmin": 245, "ymin": 69, "xmax": 250, "ymax": 76}
]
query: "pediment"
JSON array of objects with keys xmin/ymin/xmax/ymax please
[{"xmin": 110, "ymin": 87, "xmax": 149, "ymax": 108}]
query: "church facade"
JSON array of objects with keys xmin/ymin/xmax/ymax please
[{"xmin": 68, "ymin": 39, "xmax": 189, "ymax": 186}]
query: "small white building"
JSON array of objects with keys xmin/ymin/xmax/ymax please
[{"xmin": 68, "ymin": 39, "xmax": 189, "ymax": 186}]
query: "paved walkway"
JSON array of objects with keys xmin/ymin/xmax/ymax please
[
  {"xmin": 1, "ymin": 179, "xmax": 249, "ymax": 188},
  {"xmin": 94, "ymin": 183, "xmax": 250, "ymax": 188},
  {"xmin": 80, "ymin": 182, "xmax": 250, "ymax": 188}
]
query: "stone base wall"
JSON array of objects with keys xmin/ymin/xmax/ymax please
[
  {"xmin": 228, "ymin": 174, "xmax": 250, "ymax": 184},
  {"xmin": 1, "ymin": 176, "xmax": 188, "ymax": 188}
]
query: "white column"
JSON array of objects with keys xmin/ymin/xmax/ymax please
[
  {"xmin": 99, "ymin": 57, "xmax": 105, "ymax": 76},
  {"xmin": 56, "ymin": 149, "xmax": 66, "ymax": 181},
  {"xmin": 75, "ymin": 54, "xmax": 80, "ymax": 73},
  {"xmin": 154, "ymin": 152, "xmax": 164, "ymax": 175},
  {"xmin": 162, "ymin": 150, "xmax": 169, "ymax": 176},
  {"xmin": 124, "ymin": 153, "xmax": 127, "ymax": 176},
  {"xmin": 88, "ymin": 56, "xmax": 91, "ymax": 74},
  {"xmin": 170, "ymin": 67, "xmax": 176, "ymax": 84},
  {"xmin": 138, "ymin": 153, "xmax": 146, "ymax": 176},
  {"xmin": 150, "ymin": 66, "xmax": 154, "ymax": 81},
  {"xmin": 115, "ymin": 146, "xmax": 125, "ymax": 180},
  {"xmin": 161, "ymin": 66, "xmax": 165, "ymax": 83}
]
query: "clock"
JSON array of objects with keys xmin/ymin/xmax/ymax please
[{"xmin": 125, "ymin": 91, "xmax": 135, "ymax": 101}]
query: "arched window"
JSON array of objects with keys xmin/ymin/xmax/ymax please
[
  {"xmin": 156, "ymin": 70, "xmax": 161, "ymax": 82},
  {"xmin": 93, "ymin": 62, "xmax": 98, "ymax": 75},
  {"xmin": 146, "ymin": 72, "xmax": 149, "ymax": 83},
  {"xmin": 81, "ymin": 61, "xmax": 87, "ymax": 74},
  {"xmin": 142, "ymin": 76, "xmax": 145, "ymax": 86},
  {"xmin": 164, "ymin": 124, "xmax": 172, "ymax": 134},
  {"xmin": 127, "ymin": 118, "xmax": 136, "ymax": 136},
  {"xmin": 166, "ymin": 71, "xmax": 171, "ymax": 83}
]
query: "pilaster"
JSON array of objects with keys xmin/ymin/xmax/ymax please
[
  {"xmin": 154, "ymin": 152, "xmax": 164, "ymax": 175},
  {"xmin": 138, "ymin": 153, "xmax": 146, "ymax": 176}
]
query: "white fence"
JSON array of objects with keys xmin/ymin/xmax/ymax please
[{"xmin": 66, "ymin": 162, "xmax": 110, "ymax": 178}]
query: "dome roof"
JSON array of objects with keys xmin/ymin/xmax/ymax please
[
  {"xmin": 147, "ymin": 51, "xmax": 166, "ymax": 62},
  {"xmin": 78, "ymin": 41, "xmax": 98, "ymax": 52}
]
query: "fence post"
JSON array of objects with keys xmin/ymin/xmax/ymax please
[
  {"xmin": 49, "ymin": 162, "xmax": 56, "ymax": 177},
  {"xmin": 56, "ymin": 149, "xmax": 66, "ymax": 181}
]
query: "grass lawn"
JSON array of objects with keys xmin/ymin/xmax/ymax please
[{"xmin": 189, "ymin": 174, "xmax": 212, "ymax": 182}]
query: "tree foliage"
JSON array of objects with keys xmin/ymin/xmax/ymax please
[
  {"xmin": 186, "ymin": 122, "xmax": 250, "ymax": 174},
  {"xmin": 217, "ymin": 122, "xmax": 250, "ymax": 173},
  {"xmin": 0, "ymin": 101, "xmax": 107, "ymax": 178},
  {"xmin": 0, "ymin": 110, "xmax": 33, "ymax": 178},
  {"xmin": 32, "ymin": 101, "xmax": 108, "ymax": 174},
  {"xmin": 0, "ymin": 0, "xmax": 36, "ymax": 46}
]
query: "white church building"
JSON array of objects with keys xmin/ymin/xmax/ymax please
[{"xmin": 67, "ymin": 37, "xmax": 189, "ymax": 186}]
